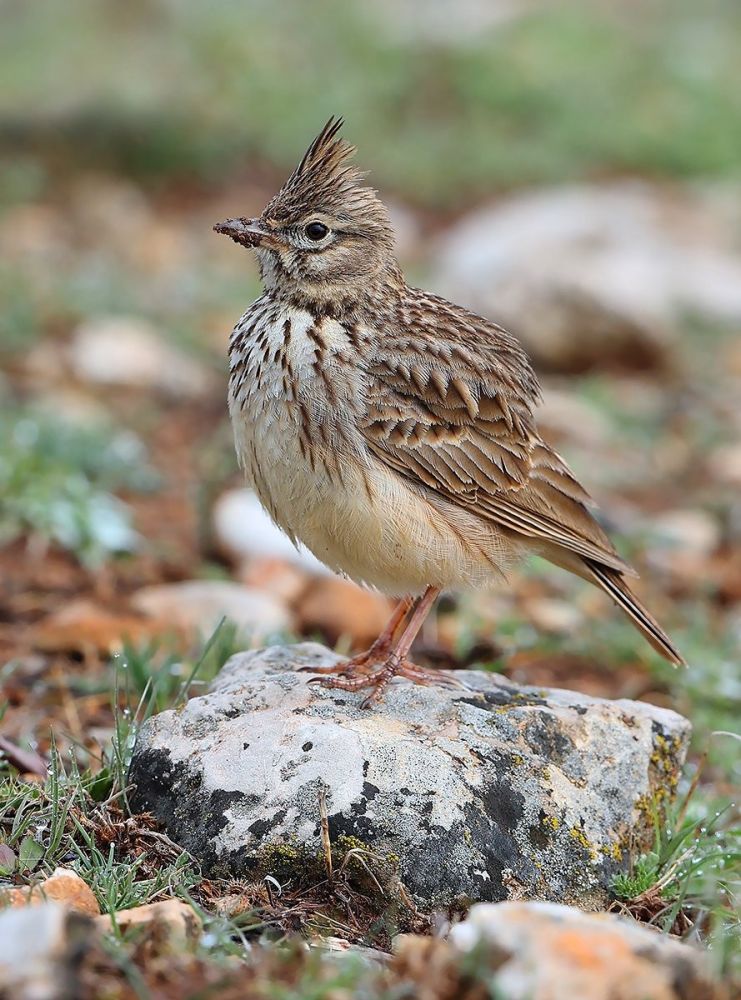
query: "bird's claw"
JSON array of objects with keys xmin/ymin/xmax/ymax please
[{"xmin": 305, "ymin": 654, "xmax": 463, "ymax": 708}]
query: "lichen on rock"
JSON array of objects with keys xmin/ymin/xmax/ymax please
[{"xmin": 128, "ymin": 643, "xmax": 691, "ymax": 911}]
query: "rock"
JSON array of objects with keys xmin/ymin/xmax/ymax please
[
  {"xmin": 708, "ymin": 443, "xmax": 741, "ymax": 487},
  {"xmin": 128, "ymin": 643, "xmax": 690, "ymax": 911},
  {"xmin": 3, "ymin": 868, "xmax": 100, "ymax": 917},
  {"xmin": 0, "ymin": 902, "xmax": 93, "ymax": 1000},
  {"xmin": 495, "ymin": 281, "xmax": 670, "ymax": 374},
  {"xmin": 34, "ymin": 599, "xmax": 161, "ymax": 657},
  {"xmin": 315, "ymin": 936, "xmax": 389, "ymax": 966},
  {"xmin": 95, "ymin": 899, "xmax": 200, "ymax": 947},
  {"xmin": 651, "ymin": 509, "xmax": 721, "ymax": 557},
  {"xmin": 537, "ymin": 387, "xmax": 611, "ymax": 447},
  {"xmin": 67, "ymin": 316, "xmax": 212, "ymax": 398},
  {"xmin": 447, "ymin": 901, "xmax": 718, "ymax": 1000},
  {"xmin": 294, "ymin": 578, "xmax": 393, "ymax": 649},
  {"xmin": 212, "ymin": 489, "xmax": 330, "ymax": 574},
  {"xmin": 239, "ymin": 557, "xmax": 310, "ymax": 605},
  {"xmin": 648, "ymin": 509, "xmax": 722, "ymax": 580},
  {"xmin": 131, "ymin": 580, "xmax": 292, "ymax": 644},
  {"xmin": 522, "ymin": 598, "xmax": 584, "ymax": 636},
  {"xmin": 432, "ymin": 182, "xmax": 741, "ymax": 371}
]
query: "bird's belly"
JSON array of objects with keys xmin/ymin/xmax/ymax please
[{"xmin": 232, "ymin": 401, "xmax": 514, "ymax": 595}]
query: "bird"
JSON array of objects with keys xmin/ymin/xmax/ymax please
[{"xmin": 214, "ymin": 117, "xmax": 684, "ymax": 708}]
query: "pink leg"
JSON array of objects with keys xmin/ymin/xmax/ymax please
[
  {"xmin": 300, "ymin": 594, "xmax": 416, "ymax": 676},
  {"xmin": 307, "ymin": 586, "xmax": 462, "ymax": 708}
]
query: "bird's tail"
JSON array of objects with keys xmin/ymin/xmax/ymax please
[{"xmin": 583, "ymin": 558, "xmax": 686, "ymax": 666}]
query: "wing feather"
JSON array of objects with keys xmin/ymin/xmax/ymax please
[{"xmin": 360, "ymin": 294, "xmax": 635, "ymax": 577}]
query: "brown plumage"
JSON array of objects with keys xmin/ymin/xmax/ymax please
[{"xmin": 215, "ymin": 117, "xmax": 684, "ymax": 707}]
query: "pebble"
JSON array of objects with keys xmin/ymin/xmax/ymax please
[
  {"xmin": 68, "ymin": 316, "xmax": 212, "ymax": 398},
  {"xmin": 294, "ymin": 577, "xmax": 393, "ymax": 649},
  {"xmin": 448, "ymin": 901, "xmax": 718, "ymax": 1000},
  {"xmin": 131, "ymin": 580, "xmax": 292, "ymax": 643},
  {"xmin": 212, "ymin": 489, "xmax": 330, "ymax": 574}
]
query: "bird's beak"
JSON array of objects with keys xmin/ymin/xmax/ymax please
[{"xmin": 213, "ymin": 217, "xmax": 270, "ymax": 248}]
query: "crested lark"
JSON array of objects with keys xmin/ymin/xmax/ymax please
[{"xmin": 215, "ymin": 118, "xmax": 684, "ymax": 707}]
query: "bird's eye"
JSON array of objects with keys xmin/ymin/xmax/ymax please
[{"xmin": 305, "ymin": 221, "xmax": 329, "ymax": 241}]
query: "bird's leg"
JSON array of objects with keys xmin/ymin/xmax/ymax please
[
  {"xmin": 301, "ymin": 595, "xmax": 417, "ymax": 676},
  {"xmin": 309, "ymin": 586, "xmax": 461, "ymax": 707}
]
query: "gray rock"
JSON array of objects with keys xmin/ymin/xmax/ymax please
[
  {"xmin": 448, "ymin": 901, "xmax": 717, "ymax": 1000},
  {"xmin": 431, "ymin": 181, "xmax": 741, "ymax": 372},
  {"xmin": 129, "ymin": 643, "xmax": 690, "ymax": 911},
  {"xmin": 0, "ymin": 903, "xmax": 92, "ymax": 1000},
  {"xmin": 212, "ymin": 488, "xmax": 331, "ymax": 574},
  {"xmin": 130, "ymin": 580, "xmax": 292, "ymax": 643},
  {"xmin": 68, "ymin": 316, "xmax": 213, "ymax": 398}
]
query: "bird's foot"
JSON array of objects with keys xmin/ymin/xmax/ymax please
[
  {"xmin": 298, "ymin": 643, "xmax": 386, "ymax": 678},
  {"xmin": 306, "ymin": 652, "xmax": 463, "ymax": 709}
]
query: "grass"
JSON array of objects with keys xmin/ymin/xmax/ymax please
[
  {"xmin": 2, "ymin": 2, "xmax": 741, "ymax": 205},
  {"xmin": 0, "ymin": 403, "xmax": 156, "ymax": 564},
  {"xmin": 111, "ymin": 618, "xmax": 243, "ymax": 717},
  {"xmin": 611, "ymin": 775, "xmax": 740, "ymax": 978}
]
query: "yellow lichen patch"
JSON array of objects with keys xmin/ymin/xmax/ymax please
[
  {"xmin": 569, "ymin": 827, "xmax": 598, "ymax": 862},
  {"xmin": 648, "ymin": 733, "xmax": 683, "ymax": 796},
  {"xmin": 599, "ymin": 840, "xmax": 624, "ymax": 863},
  {"xmin": 333, "ymin": 834, "xmax": 369, "ymax": 855},
  {"xmin": 542, "ymin": 815, "xmax": 560, "ymax": 832}
]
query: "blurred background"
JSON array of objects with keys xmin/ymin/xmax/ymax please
[{"xmin": 1, "ymin": 1, "xmax": 739, "ymax": 798}]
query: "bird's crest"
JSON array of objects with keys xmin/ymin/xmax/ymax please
[{"xmin": 265, "ymin": 117, "xmax": 385, "ymax": 227}]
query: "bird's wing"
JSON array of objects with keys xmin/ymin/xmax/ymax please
[{"xmin": 359, "ymin": 300, "xmax": 635, "ymax": 576}]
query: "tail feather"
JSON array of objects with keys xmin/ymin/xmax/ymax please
[{"xmin": 583, "ymin": 559, "xmax": 686, "ymax": 666}]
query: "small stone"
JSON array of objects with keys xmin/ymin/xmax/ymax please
[
  {"xmin": 315, "ymin": 935, "xmax": 389, "ymax": 966},
  {"xmin": 0, "ymin": 902, "xmax": 93, "ymax": 1000},
  {"xmin": 4, "ymin": 868, "xmax": 100, "ymax": 917},
  {"xmin": 523, "ymin": 598, "xmax": 583, "ymax": 635},
  {"xmin": 40, "ymin": 869, "xmax": 100, "ymax": 917},
  {"xmin": 239, "ymin": 557, "xmax": 310, "ymax": 606},
  {"xmin": 651, "ymin": 509, "xmax": 721, "ymax": 557},
  {"xmin": 432, "ymin": 181, "xmax": 741, "ymax": 336},
  {"xmin": 448, "ymin": 901, "xmax": 718, "ymax": 1000},
  {"xmin": 34, "ymin": 599, "xmax": 160, "ymax": 656},
  {"xmin": 294, "ymin": 577, "xmax": 393, "ymax": 649},
  {"xmin": 128, "ymin": 642, "xmax": 691, "ymax": 912},
  {"xmin": 496, "ymin": 281, "xmax": 670, "ymax": 374},
  {"xmin": 538, "ymin": 387, "xmax": 611, "ymax": 447},
  {"xmin": 212, "ymin": 489, "xmax": 330, "ymax": 574},
  {"xmin": 131, "ymin": 580, "xmax": 292, "ymax": 644},
  {"xmin": 68, "ymin": 316, "xmax": 212, "ymax": 398},
  {"xmin": 94, "ymin": 899, "xmax": 200, "ymax": 947},
  {"xmin": 708, "ymin": 443, "xmax": 741, "ymax": 486}
]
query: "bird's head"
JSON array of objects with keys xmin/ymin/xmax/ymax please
[{"xmin": 214, "ymin": 118, "xmax": 397, "ymax": 303}]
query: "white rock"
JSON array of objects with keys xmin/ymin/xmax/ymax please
[
  {"xmin": 449, "ymin": 901, "xmax": 715, "ymax": 1000},
  {"xmin": 651, "ymin": 509, "xmax": 721, "ymax": 557},
  {"xmin": 212, "ymin": 489, "xmax": 331, "ymax": 574},
  {"xmin": 432, "ymin": 182, "xmax": 741, "ymax": 358},
  {"xmin": 0, "ymin": 903, "xmax": 91, "ymax": 1000},
  {"xmin": 68, "ymin": 316, "xmax": 212, "ymax": 397},
  {"xmin": 708, "ymin": 443, "xmax": 741, "ymax": 486},
  {"xmin": 524, "ymin": 598, "xmax": 583, "ymax": 635},
  {"xmin": 131, "ymin": 580, "xmax": 291, "ymax": 642},
  {"xmin": 129, "ymin": 642, "xmax": 690, "ymax": 911},
  {"xmin": 538, "ymin": 387, "xmax": 611, "ymax": 447}
]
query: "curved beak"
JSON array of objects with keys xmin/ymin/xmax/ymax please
[{"xmin": 213, "ymin": 217, "xmax": 269, "ymax": 248}]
